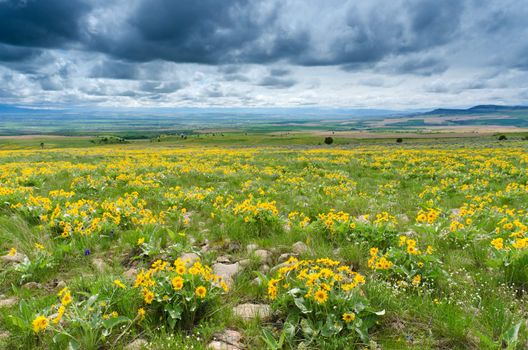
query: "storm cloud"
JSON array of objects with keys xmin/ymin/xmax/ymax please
[{"xmin": 0, "ymin": 0, "xmax": 527, "ymax": 108}]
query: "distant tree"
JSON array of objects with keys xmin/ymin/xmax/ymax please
[
  {"xmin": 396, "ymin": 138, "xmax": 403, "ymax": 143},
  {"xmin": 324, "ymin": 137, "xmax": 334, "ymax": 145},
  {"xmin": 498, "ymin": 135, "xmax": 507, "ymax": 141},
  {"xmin": 40, "ymin": 142, "xmax": 44, "ymax": 149},
  {"xmin": 522, "ymin": 135, "xmax": 528, "ymax": 140}
]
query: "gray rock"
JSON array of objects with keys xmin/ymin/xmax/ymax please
[
  {"xmin": 92, "ymin": 258, "xmax": 107, "ymax": 272},
  {"xmin": 208, "ymin": 329, "xmax": 243, "ymax": 350},
  {"xmin": 253, "ymin": 249, "xmax": 272, "ymax": 264},
  {"xmin": 22, "ymin": 282, "xmax": 42, "ymax": 290},
  {"xmin": 0, "ymin": 297, "xmax": 18, "ymax": 308},
  {"xmin": 278, "ymin": 253, "xmax": 297, "ymax": 263},
  {"xmin": 1, "ymin": 252, "xmax": 26, "ymax": 263},
  {"xmin": 180, "ymin": 252, "xmax": 200, "ymax": 267},
  {"xmin": 292, "ymin": 241, "xmax": 309, "ymax": 255},
  {"xmin": 259, "ymin": 264, "xmax": 270, "ymax": 273},
  {"xmin": 124, "ymin": 267, "xmax": 138, "ymax": 280},
  {"xmin": 233, "ymin": 303, "xmax": 272, "ymax": 321},
  {"xmin": 213, "ymin": 262, "xmax": 242, "ymax": 288},
  {"xmin": 55, "ymin": 280, "xmax": 67, "ymax": 290},
  {"xmin": 215, "ymin": 255, "xmax": 232, "ymax": 264},
  {"xmin": 124, "ymin": 338, "xmax": 148, "ymax": 350},
  {"xmin": 238, "ymin": 259, "xmax": 251, "ymax": 268},
  {"xmin": 246, "ymin": 244, "xmax": 258, "ymax": 253}
]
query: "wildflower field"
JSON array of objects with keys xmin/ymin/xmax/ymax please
[{"xmin": 0, "ymin": 138, "xmax": 527, "ymax": 349}]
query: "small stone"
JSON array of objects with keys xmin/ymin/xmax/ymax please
[
  {"xmin": 124, "ymin": 338, "xmax": 148, "ymax": 350},
  {"xmin": 278, "ymin": 253, "xmax": 296, "ymax": 263},
  {"xmin": 292, "ymin": 241, "xmax": 309, "ymax": 255},
  {"xmin": 215, "ymin": 255, "xmax": 232, "ymax": 264},
  {"xmin": 251, "ymin": 276, "xmax": 262, "ymax": 286},
  {"xmin": 246, "ymin": 244, "xmax": 258, "ymax": 253},
  {"xmin": 253, "ymin": 249, "xmax": 272, "ymax": 264},
  {"xmin": 213, "ymin": 262, "xmax": 242, "ymax": 288},
  {"xmin": 0, "ymin": 297, "xmax": 18, "ymax": 308},
  {"xmin": 179, "ymin": 252, "xmax": 200, "ymax": 267},
  {"xmin": 22, "ymin": 282, "xmax": 42, "ymax": 290},
  {"xmin": 124, "ymin": 267, "xmax": 138, "ymax": 280},
  {"xmin": 210, "ymin": 329, "xmax": 243, "ymax": 349},
  {"xmin": 233, "ymin": 303, "xmax": 272, "ymax": 321},
  {"xmin": 1, "ymin": 252, "xmax": 26, "ymax": 263},
  {"xmin": 208, "ymin": 341, "xmax": 242, "ymax": 350},
  {"xmin": 238, "ymin": 259, "xmax": 251, "ymax": 268},
  {"xmin": 259, "ymin": 264, "xmax": 270, "ymax": 273},
  {"xmin": 92, "ymin": 258, "xmax": 107, "ymax": 272}
]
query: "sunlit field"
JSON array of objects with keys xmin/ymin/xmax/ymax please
[{"xmin": 1, "ymin": 139, "xmax": 527, "ymax": 349}]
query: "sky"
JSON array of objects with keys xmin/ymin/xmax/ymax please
[{"xmin": 0, "ymin": 0, "xmax": 527, "ymax": 110}]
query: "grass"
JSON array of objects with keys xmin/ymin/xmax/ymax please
[{"xmin": 0, "ymin": 134, "xmax": 527, "ymax": 349}]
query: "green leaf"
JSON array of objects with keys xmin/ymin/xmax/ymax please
[
  {"xmin": 503, "ymin": 321, "xmax": 522, "ymax": 349},
  {"xmin": 293, "ymin": 297, "xmax": 310, "ymax": 314},
  {"xmin": 102, "ymin": 316, "xmax": 130, "ymax": 329}
]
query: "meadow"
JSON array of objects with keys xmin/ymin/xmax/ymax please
[{"xmin": 0, "ymin": 136, "xmax": 527, "ymax": 349}]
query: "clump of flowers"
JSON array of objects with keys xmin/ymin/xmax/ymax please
[
  {"xmin": 267, "ymin": 257, "xmax": 382, "ymax": 345},
  {"xmin": 368, "ymin": 236, "xmax": 442, "ymax": 289},
  {"xmin": 132, "ymin": 258, "xmax": 228, "ymax": 329}
]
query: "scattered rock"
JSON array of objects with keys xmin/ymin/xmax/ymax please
[
  {"xmin": 124, "ymin": 267, "xmax": 138, "ymax": 280},
  {"xmin": 252, "ymin": 276, "xmax": 263, "ymax": 286},
  {"xmin": 238, "ymin": 259, "xmax": 251, "ymax": 268},
  {"xmin": 227, "ymin": 242, "xmax": 240, "ymax": 253},
  {"xmin": 396, "ymin": 214, "xmax": 409, "ymax": 224},
  {"xmin": 292, "ymin": 241, "xmax": 309, "ymax": 255},
  {"xmin": 246, "ymin": 244, "xmax": 258, "ymax": 253},
  {"xmin": 124, "ymin": 338, "xmax": 148, "ymax": 350},
  {"xmin": 22, "ymin": 282, "xmax": 42, "ymax": 290},
  {"xmin": 0, "ymin": 296, "xmax": 18, "ymax": 308},
  {"xmin": 92, "ymin": 257, "xmax": 108, "ymax": 272},
  {"xmin": 180, "ymin": 252, "xmax": 200, "ymax": 267},
  {"xmin": 278, "ymin": 253, "xmax": 297, "ymax": 263},
  {"xmin": 0, "ymin": 331, "xmax": 10, "ymax": 340},
  {"xmin": 213, "ymin": 262, "xmax": 242, "ymax": 288},
  {"xmin": 233, "ymin": 303, "xmax": 272, "ymax": 321},
  {"xmin": 1, "ymin": 252, "xmax": 26, "ymax": 263},
  {"xmin": 259, "ymin": 264, "xmax": 270, "ymax": 273},
  {"xmin": 215, "ymin": 255, "xmax": 232, "ymax": 264},
  {"xmin": 208, "ymin": 329, "xmax": 243, "ymax": 350},
  {"xmin": 253, "ymin": 249, "xmax": 272, "ymax": 264},
  {"xmin": 356, "ymin": 215, "xmax": 370, "ymax": 224}
]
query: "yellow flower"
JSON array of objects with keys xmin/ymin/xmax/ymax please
[
  {"xmin": 143, "ymin": 289, "xmax": 154, "ymax": 304},
  {"xmin": 35, "ymin": 243, "xmax": 45, "ymax": 250},
  {"xmin": 52, "ymin": 305, "xmax": 65, "ymax": 324},
  {"xmin": 137, "ymin": 308, "xmax": 145, "ymax": 321},
  {"xmin": 412, "ymin": 275, "xmax": 421, "ymax": 287},
  {"xmin": 342, "ymin": 312, "xmax": 356, "ymax": 323},
  {"xmin": 114, "ymin": 279, "xmax": 126, "ymax": 289},
  {"xmin": 175, "ymin": 265, "xmax": 186, "ymax": 275},
  {"xmin": 61, "ymin": 291, "xmax": 72, "ymax": 306},
  {"xmin": 491, "ymin": 238, "xmax": 503, "ymax": 250},
  {"xmin": 137, "ymin": 237, "xmax": 145, "ymax": 245},
  {"xmin": 195, "ymin": 286, "xmax": 207, "ymax": 298},
  {"xmin": 313, "ymin": 289, "xmax": 328, "ymax": 304},
  {"xmin": 32, "ymin": 315, "xmax": 49, "ymax": 333},
  {"xmin": 7, "ymin": 247, "xmax": 16, "ymax": 256},
  {"xmin": 171, "ymin": 276, "xmax": 184, "ymax": 290}
]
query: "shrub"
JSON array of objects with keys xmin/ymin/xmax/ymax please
[
  {"xmin": 396, "ymin": 138, "xmax": 403, "ymax": 143},
  {"xmin": 132, "ymin": 258, "xmax": 228, "ymax": 329},
  {"xmin": 324, "ymin": 137, "xmax": 334, "ymax": 145},
  {"xmin": 498, "ymin": 135, "xmax": 507, "ymax": 141},
  {"xmin": 266, "ymin": 257, "xmax": 383, "ymax": 346}
]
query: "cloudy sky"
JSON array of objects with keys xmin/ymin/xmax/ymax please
[{"xmin": 0, "ymin": 0, "xmax": 527, "ymax": 109}]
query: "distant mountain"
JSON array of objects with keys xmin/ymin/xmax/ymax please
[{"xmin": 425, "ymin": 104, "xmax": 528, "ymax": 115}]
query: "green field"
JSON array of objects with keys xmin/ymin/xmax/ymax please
[{"xmin": 0, "ymin": 135, "xmax": 527, "ymax": 349}]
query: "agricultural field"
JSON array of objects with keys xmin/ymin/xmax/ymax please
[{"xmin": 0, "ymin": 138, "xmax": 527, "ymax": 349}]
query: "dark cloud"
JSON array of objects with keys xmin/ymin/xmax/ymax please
[
  {"xmin": 0, "ymin": 43, "xmax": 41, "ymax": 62},
  {"xmin": 258, "ymin": 76, "xmax": 296, "ymax": 89},
  {"xmin": 380, "ymin": 56, "xmax": 449, "ymax": 76},
  {"xmin": 0, "ymin": 0, "xmax": 92, "ymax": 48},
  {"xmin": 90, "ymin": 60, "xmax": 138, "ymax": 80}
]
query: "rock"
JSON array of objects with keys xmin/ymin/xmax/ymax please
[
  {"xmin": 92, "ymin": 258, "xmax": 107, "ymax": 272},
  {"xmin": 1, "ymin": 252, "xmax": 26, "ymax": 263},
  {"xmin": 227, "ymin": 242, "xmax": 240, "ymax": 253},
  {"xmin": 22, "ymin": 282, "xmax": 42, "ymax": 290},
  {"xmin": 233, "ymin": 303, "xmax": 272, "ymax": 321},
  {"xmin": 55, "ymin": 280, "xmax": 67, "ymax": 290},
  {"xmin": 213, "ymin": 262, "xmax": 242, "ymax": 288},
  {"xmin": 292, "ymin": 241, "xmax": 309, "ymax": 255},
  {"xmin": 251, "ymin": 276, "xmax": 263, "ymax": 286},
  {"xmin": 0, "ymin": 296, "xmax": 18, "ymax": 308},
  {"xmin": 238, "ymin": 259, "xmax": 251, "ymax": 268},
  {"xmin": 124, "ymin": 267, "xmax": 138, "ymax": 280},
  {"xmin": 253, "ymin": 249, "xmax": 272, "ymax": 264},
  {"xmin": 396, "ymin": 214, "xmax": 409, "ymax": 223},
  {"xmin": 278, "ymin": 253, "xmax": 297, "ymax": 263},
  {"xmin": 356, "ymin": 215, "xmax": 370, "ymax": 224},
  {"xmin": 208, "ymin": 329, "xmax": 243, "ymax": 350},
  {"xmin": 215, "ymin": 255, "xmax": 232, "ymax": 264},
  {"xmin": 246, "ymin": 244, "xmax": 258, "ymax": 253},
  {"xmin": 124, "ymin": 338, "xmax": 148, "ymax": 350},
  {"xmin": 259, "ymin": 264, "xmax": 270, "ymax": 273},
  {"xmin": 180, "ymin": 252, "xmax": 200, "ymax": 267},
  {"xmin": 270, "ymin": 262, "xmax": 288, "ymax": 274},
  {"xmin": 0, "ymin": 331, "xmax": 10, "ymax": 341}
]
